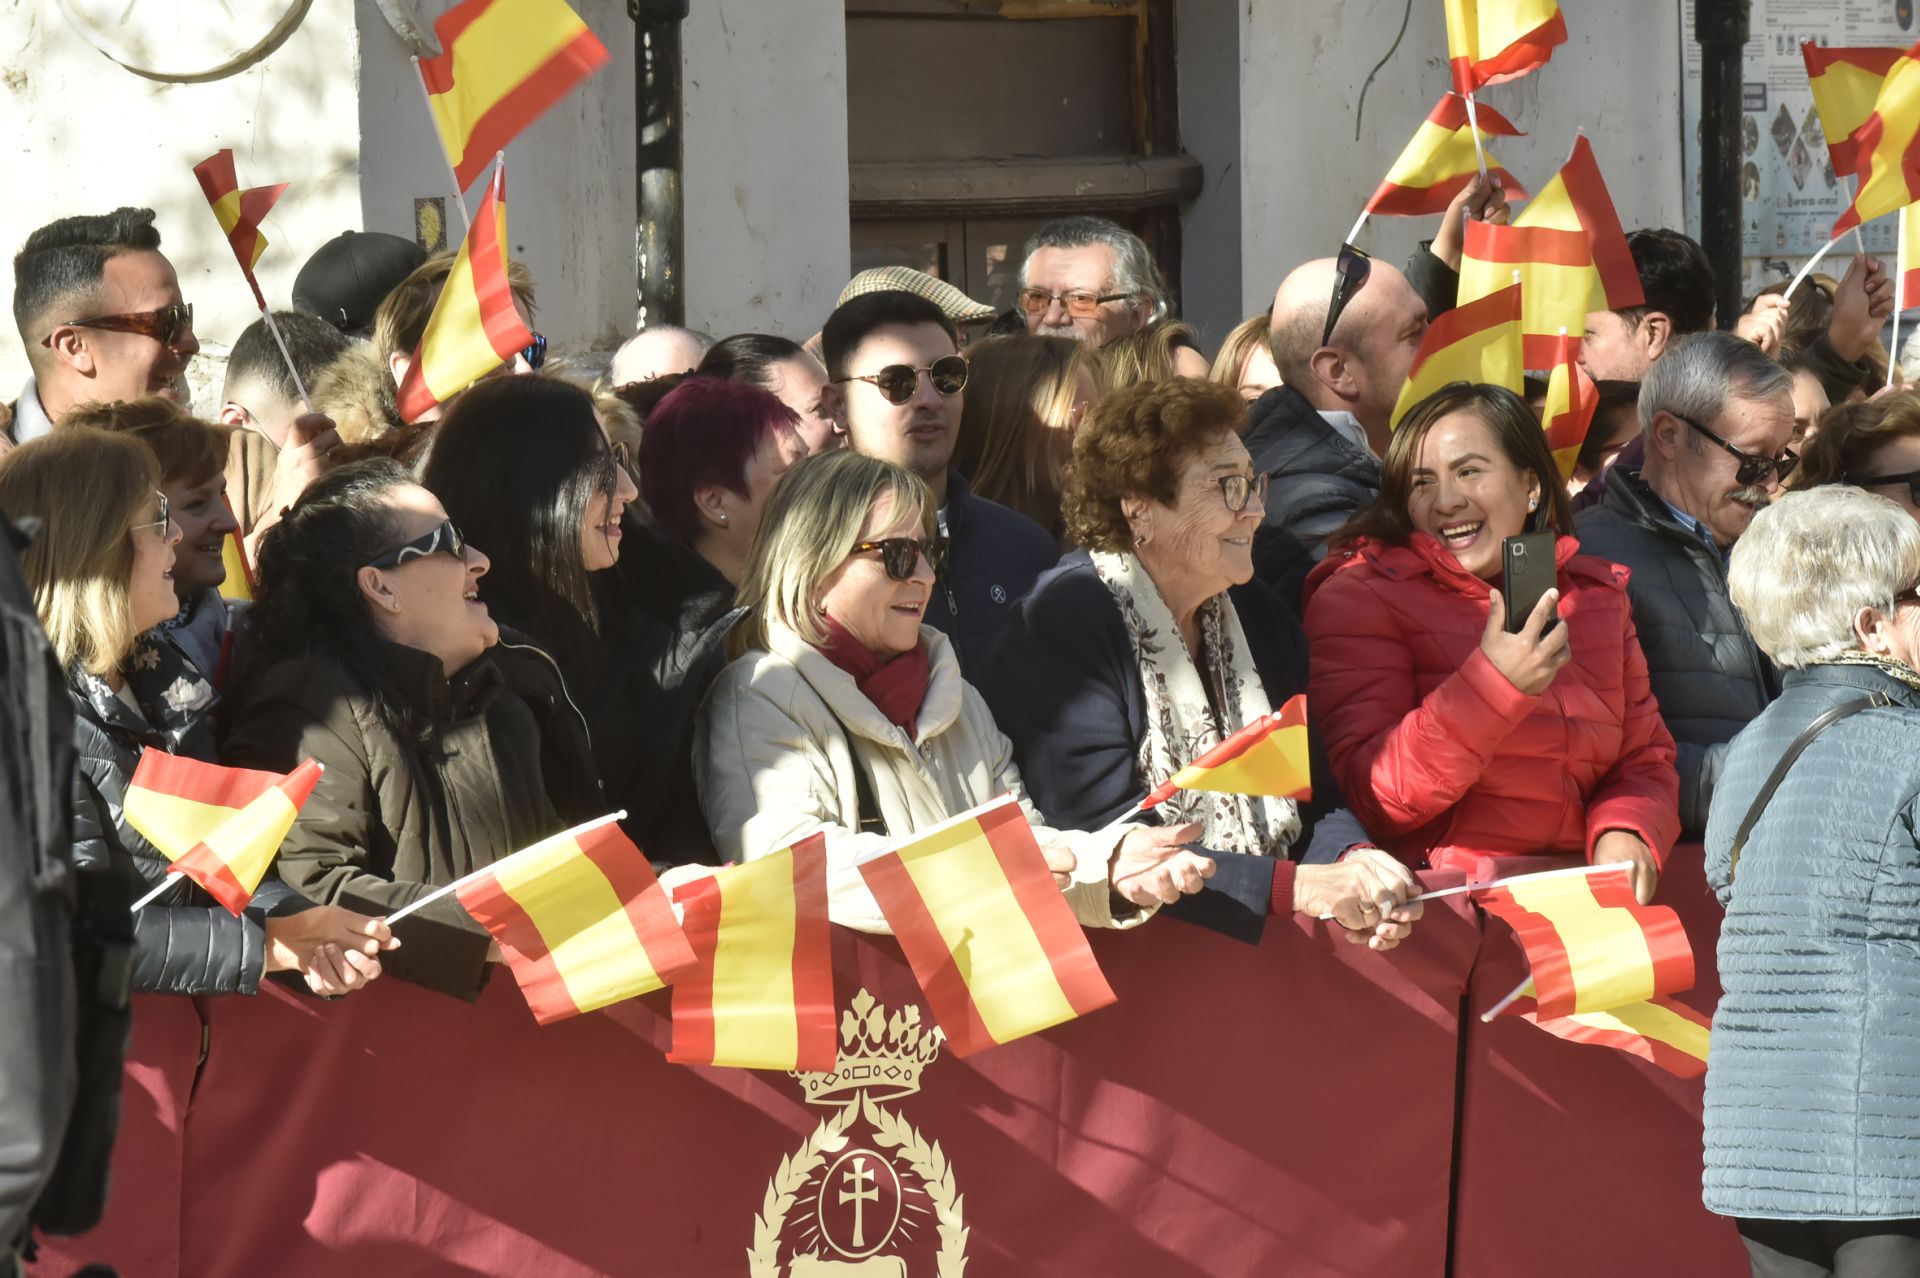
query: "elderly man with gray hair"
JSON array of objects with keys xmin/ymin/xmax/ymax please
[
  {"xmin": 1706, "ymin": 484, "xmax": 1920, "ymax": 1275},
  {"xmin": 1015, "ymin": 216, "xmax": 1168, "ymax": 349},
  {"xmin": 1575, "ymin": 330, "xmax": 1797, "ymax": 838}
]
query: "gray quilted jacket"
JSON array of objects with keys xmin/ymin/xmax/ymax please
[{"xmin": 1703, "ymin": 662, "xmax": 1920, "ymax": 1220}]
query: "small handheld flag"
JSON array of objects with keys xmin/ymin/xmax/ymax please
[
  {"xmin": 1541, "ymin": 328, "xmax": 1597, "ymax": 479},
  {"xmin": 218, "ymin": 494, "xmax": 254, "ymax": 604},
  {"xmin": 453, "ymin": 815, "xmax": 698, "ymax": 1024},
  {"xmin": 124, "ymin": 751, "xmax": 323, "ymax": 914},
  {"xmin": 669, "ymin": 833, "xmax": 836, "ymax": 1072},
  {"xmin": 1365, "ymin": 93, "xmax": 1528, "ymax": 218},
  {"xmin": 1390, "ymin": 282, "xmax": 1524, "ymax": 428},
  {"xmin": 859, "ymin": 796, "xmax": 1117, "ymax": 1057},
  {"xmin": 1486, "ymin": 976, "xmax": 1711, "ymax": 1079},
  {"xmin": 1831, "ymin": 40, "xmax": 1920, "ymax": 239},
  {"xmin": 1142, "ymin": 693, "xmax": 1313, "ymax": 808},
  {"xmin": 1443, "ymin": 0, "xmax": 1567, "ymax": 97},
  {"xmin": 1804, "ymin": 43, "xmax": 1907, "ymax": 179},
  {"xmin": 395, "ymin": 160, "xmax": 532, "ymax": 422},
  {"xmin": 192, "ymin": 149, "xmax": 288, "ymax": 311}
]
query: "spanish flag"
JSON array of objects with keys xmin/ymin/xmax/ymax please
[
  {"xmin": 1365, "ymin": 93, "xmax": 1529, "ymax": 218},
  {"xmin": 1804, "ymin": 43, "xmax": 1907, "ymax": 178},
  {"xmin": 1833, "ymin": 40, "xmax": 1920, "ymax": 239},
  {"xmin": 1541, "ymin": 328, "xmax": 1596, "ymax": 479},
  {"xmin": 420, "ymin": 0, "xmax": 611, "ymax": 191},
  {"xmin": 191, "ymin": 149, "xmax": 288, "ymax": 311},
  {"xmin": 123, "ymin": 750, "xmax": 323, "ymax": 915},
  {"xmin": 670, "ymin": 834, "xmax": 835, "ymax": 1072},
  {"xmin": 218, "ymin": 496, "xmax": 253, "ymax": 603},
  {"xmin": 453, "ymin": 815, "xmax": 698, "ymax": 1024},
  {"xmin": 395, "ymin": 163, "xmax": 532, "ymax": 423},
  {"xmin": 1391, "ymin": 282, "xmax": 1525, "ymax": 428},
  {"xmin": 1456, "ymin": 136, "xmax": 1644, "ymax": 367},
  {"xmin": 1475, "ymin": 863, "xmax": 1695, "ymax": 1019},
  {"xmin": 1142, "ymin": 693, "xmax": 1313, "ymax": 807},
  {"xmin": 858, "ymin": 797, "xmax": 1116, "ymax": 1057},
  {"xmin": 1497, "ymin": 977, "xmax": 1711, "ymax": 1078},
  {"xmin": 1443, "ymin": 0, "xmax": 1566, "ymax": 97}
]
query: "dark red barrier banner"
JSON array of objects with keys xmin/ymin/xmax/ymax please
[{"xmin": 33, "ymin": 855, "xmax": 1745, "ymax": 1277}]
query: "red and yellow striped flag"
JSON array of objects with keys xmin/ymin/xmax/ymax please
[
  {"xmin": 395, "ymin": 163, "xmax": 532, "ymax": 423},
  {"xmin": 1143, "ymin": 693, "xmax": 1312, "ymax": 807},
  {"xmin": 1542, "ymin": 328, "xmax": 1596, "ymax": 479},
  {"xmin": 1391, "ymin": 282, "xmax": 1524, "ymax": 428},
  {"xmin": 1520, "ymin": 988, "xmax": 1712, "ymax": 1078},
  {"xmin": 1804, "ymin": 43, "xmax": 1907, "ymax": 178},
  {"xmin": 124, "ymin": 751, "xmax": 323, "ymax": 914},
  {"xmin": 454, "ymin": 815, "xmax": 697, "ymax": 1024},
  {"xmin": 858, "ymin": 797, "xmax": 1116, "ymax": 1057},
  {"xmin": 1365, "ymin": 93, "xmax": 1529, "ymax": 217},
  {"xmin": 218, "ymin": 495, "xmax": 253, "ymax": 603},
  {"xmin": 192, "ymin": 149, "xmax": 288, "ymax": 310},
  {"xmin": 670, "ymin": 833, "xmax": 835, "ymax": 1072},
  {"xmin": 1443, "ymin": 0, "xmax": 1566, "ymax": 97},
  {"xmin": 1475, "ymin": 863, "xmax": 1695, "ymax": 1019},
  {"xmin": 420, "ymin": 0, "xmax": 611, "ymax": 191},
  {"xmin": 1903, "ymin": 203, "xmax": 1920, "ymax": 307},
  {"xmin": 1833, "ymin": 41, "xmax": 1920, "ymax": 238},
  {"xmin": 1457, "ymin": 136, "xmax": 1643, "ymax": 367}
]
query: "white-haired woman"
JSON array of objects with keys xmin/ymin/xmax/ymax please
[
  {"xmin": 695, "ymin": 450, "xmax": 1213, "ymax": 931},
  {"xmin": 1708, "ymin": 485, "xmax": 1920, "ymax": 1275}
]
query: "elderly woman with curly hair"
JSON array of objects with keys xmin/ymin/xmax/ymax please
[{"xmin": 985, "ymin": 379, "xmax": 1421, "ymax": 946}]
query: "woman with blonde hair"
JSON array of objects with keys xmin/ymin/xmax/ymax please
[
  {"xmin": 695, "ymin": 449, "xmax": 1214, "ymax": 932},
  {"xmin": 1209, "ymin": 313, "xmax": 1282, "ymax": 404},
  {"xmin": 0, "ymin": 428, "xmax": 391, "ymax": 997},
  {"xmin": 950, "ymin": 334, "xmax": 1098, "ymax": 542},
  {"xmin": 1095, "ymin": 318, "xmax": 1209, "ymax": 391}
]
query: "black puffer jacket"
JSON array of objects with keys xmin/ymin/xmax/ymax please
[
  {"xmin": 1243, "ymin": 385, "xmax": 1382, "ymax": 616},
  {"xmin": 1573, "ymin": 465, "xmax": 1778, "ymax": 837},
  {"xmin": 924, "ymin": 470, "xmax": 1059, "ymax": 681},
  {"xmin": 67, "ymin": 635, "xmax": 312, "ymax": 998}
]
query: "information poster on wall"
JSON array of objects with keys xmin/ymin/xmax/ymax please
[{"xmin": 1681, "ymin": 0, "xmax": 1906, "ymax": 292}]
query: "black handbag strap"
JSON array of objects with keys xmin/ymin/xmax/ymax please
[{"xmin": 1726, "ymin": 691, "xmax": 1890, "ymax": 884}]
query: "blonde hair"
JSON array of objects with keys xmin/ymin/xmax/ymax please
[
  {"xmin": 1209, "ymin": 313, "xmax": 1273, "ymax": 389},
  {"xmin": 1096, "ymin": 318, "xmax": 1201, "ymax": 393},
  {"xmin": 0, "ymin": 427, "xmax": 160, "ymax": 676},
  {"xmin": 373, "ymin": 251, "xmax": 537, "ymax": 366},
  {"xmin": 951, "ymin": 334, "xmax": 1094, "ymax": 540},
  {"xmin": 729, "ymin": 450, "xmax": 935, "ymax": 658}
]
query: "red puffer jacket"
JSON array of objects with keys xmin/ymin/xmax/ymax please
[{"xmin": 1301, "ymin": 532, "xmax": 1679, "ymax": 875}]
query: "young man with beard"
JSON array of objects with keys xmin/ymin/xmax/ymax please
[
  {"xmin": 822, "ymin": 290, "xmax": 1057, "ymax": 679},
  {"xmin": 1575, "ymin": 332, "xmax": 1797, "ymax": 838}
]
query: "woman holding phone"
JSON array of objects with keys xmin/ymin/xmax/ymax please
[{"xmin": 1301, "ymin": 383, "xmax": 1680, "ymax": 901}]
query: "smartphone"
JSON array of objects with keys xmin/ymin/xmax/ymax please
[{"xmin": 1502, "ymin": 531, "xmax": 1559, "ymax": 634}]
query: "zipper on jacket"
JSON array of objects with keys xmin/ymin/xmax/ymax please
[
  {"xmin": 942, "ymin": 577, "xmax": 958, "ymax": 618},
  {"xmin": 497, "ymin": 640, "xmax": 605, "ymax": 797}
]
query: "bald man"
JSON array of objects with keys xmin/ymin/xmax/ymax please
[
  {"xmin": 609, "ymin": 324, "xmax": 714, "ymax": 386},
  {"xmin": 1243, "ymin": 257, "xmax": 1429, "ymax": 613}
]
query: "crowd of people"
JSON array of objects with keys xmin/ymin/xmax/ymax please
[{"xmin": 4, "ymin": 174, "xmax": 1919, "ymax": 1276}]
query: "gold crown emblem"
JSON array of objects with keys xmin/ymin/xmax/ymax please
[{"xmin": 795, "ymin": 989, "xmax": 944, "ymax": 1106}]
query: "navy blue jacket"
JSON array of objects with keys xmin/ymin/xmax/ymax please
[
  {"xmin": 924, "ymin": 470, "xmax": 1058, "ymax": 682},
  {"xmin": 983, "ymin": 554, "xmax": 1367, "ymax": 862}
]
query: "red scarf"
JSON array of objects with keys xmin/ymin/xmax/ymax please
[{"xmin": 813, "ymin": 615, "xmax": 932, "ymax": 741}]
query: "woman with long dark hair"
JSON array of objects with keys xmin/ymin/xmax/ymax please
[
  {"xmin": 419, "ymin": 374, "xmax": 730, "ymax": 864},
  {"xmin": 222, "ymin": 459, "xmax": 594, "ymax": 999}
]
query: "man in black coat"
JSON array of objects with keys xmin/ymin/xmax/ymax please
[{"xmin": 1574, "ymin": 332, "xmax": 1797, "ymax": 838}]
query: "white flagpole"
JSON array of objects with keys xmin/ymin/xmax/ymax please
[
  {"xmin": 258, "ymin": 305, "xmax": 313, "ymax": 413},
  {"xmin": 413, "ymin": 56, "xmax": 473, "ymax": 235},
  {"xmin": 1461, "ymin": 92, "xmax": 1492, "ymax": 181},
  {"xmin": 1785, "ymin": 234, "xmax": 1843, "ymax": 299},
  {"xmin": 1480, "ymin": 975, "xmax": 1534, "ymax": 1022},
  {"xmin": 1894, "ymin": 211, "xmax": 1908, "ymax": 389},
  {"xmin": 130, "ymin": 872, "xmax": 182, "ymax": 912},
  {"xmin": 1315, "ymin": 860, "xmax": 1630, "ymax": 920},
  {"xmin": 383, "ymin": 811, "xmax": 626, "ymax": 925},
  {"xmin": 1345, "ymin": 209, "xmax": 1371, "ymax": 248}
]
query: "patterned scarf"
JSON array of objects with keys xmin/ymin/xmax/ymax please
[
  {"xmin": 1827, "ymin": 648, "xmax": 1920, "ymax": 693},
  {"xmin": 1089, "ymin": 550, "xmax": 1301, "ymax": 856}
]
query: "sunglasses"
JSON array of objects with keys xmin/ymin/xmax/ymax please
[
  {"xmin": 130, "ymin": 490, "xmax": 172, "ymax": 540},
  {"xmin": 835, "ymin": 356, "xmax": 969, "ymax": 406},
  {"xmin": 1672, "ymin": 412, "xmax": 1798, "ymax": 487},
  {"xmin": 1321, "ymin": 243, "xmax": 1372, "ymax": 348},
  {"xmin": 522, "ymin": 332, "xmax": 547, "ymax": 370},
  {"xmin": 365, "ymin": 519, "xmax": 467, "ymax": 571},
  {"xmin": 602, "ymin": 440, "xmax": 631, "ymax": 491},
  {"xmin": 42, "ymin": 302, "xmax": 194, "ymax": 349},
  {"xmin": 1217, "ymin": 472, "xmax": 1270, "ymax": 514},
  {"xmin": 850, "ymin": 535, "xmax": 949, "ymax": 582},
  {"xmin": 1018, "ymin": 287, "xmax": 1132, "ymax": 319},
  {"xmin": 1847, "ymin": 467, "xmax": 1920, "ymax": 506}
]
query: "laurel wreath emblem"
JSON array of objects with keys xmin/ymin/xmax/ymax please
[{"xmin": 862, "ymin": 1093, "xmax": 968, "ymax": 1275}]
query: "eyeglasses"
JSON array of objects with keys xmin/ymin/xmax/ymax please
[
  {"xmin": 1321, "ymin": 243, "xmax": 1372, "ymax": 348},
  {"xmin": 834, "ymin": 356, "xmax": 969, "ymax": 406},
  {"xmin": 41, "ymin": 302, "xmax": 194, "ymax": 349},
  {"xmin": 602, "ymin": 440, "xmax": 631, "ymax": 492},
  {"xmin": 1217, "ymin": 472, "xmax": 1270, "ymax": 514},
  {"xmin": 1846, "ymin": 467, "xmax": 1920, "ymax": 505},
  {"xmin": 521, "ymin": 332, "xmax": 547, "ymax": 370},
  {"xmin": 365, "ymin": 519, "xmax": 467, "ymax": 570},
  {"xmin": 1671, "ymin": 412, "xmax": 1798, "ymax": 486},
  {"xmin": 850, "ymin": 535, "xmax": 949, "ymax": 582},
  {"xmin": 130, "ymin": 491, "xmax": 172, "ymax": 540},
  {"xmin": 1895, "ymin": 584, "xmax": 1920, "ymax": 608},
  {"xmin": 1018, "ymin": 287, "xmax": 1132, "ymax": 319}
]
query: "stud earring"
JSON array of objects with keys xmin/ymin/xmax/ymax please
[
  {"xmin": 718, "ymin": 512, "xmax": 729, "ymax": 526},
  {"xmin": 1527, "ymin": 496, "xmax": 1538, "ymax": 512}
]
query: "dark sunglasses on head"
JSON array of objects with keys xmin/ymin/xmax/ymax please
[
  {"xmin": 834, "ymin": 355, "xmax": 968, "ymax": 406},
  {"xmin": 1218, "ymin": 472, "xmax": 1271, "ymax": 514},
  {"xmin": 1018, "ymin": 287, "xmax": 1132, "ymax": 319},
  {"xmin": 1846, "ymin": 467, "xmax": 1920, "ymax": 506},
  {"xmin": 130, "ymin": 490, "xmax": 172, "ymax": 541},
  {"xmin": 521, "ymin": 332, "xmax": 547, "ymax": 370},
  {"xmin": 365, "ymin": 519, "xmax": 467, "ymax": 571},
  {"xmin": 1672, "ymin": 412, "xmax": 1798, "ymax": 487},
  {"xmin": 1321, "ymin": 243, "xmax": 1372, "ymax": 348},
  {"xmin": 851, "ymin": 535, "xmax": 949, "ymax": 582},
  {"xmin": 42, "ymin": 302, "xmax": 194, "ymax": 349}
]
